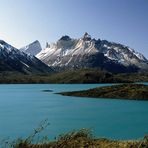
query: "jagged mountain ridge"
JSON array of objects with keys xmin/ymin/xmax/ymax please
[
  {"xmin": 36, "ymin": 33, "xmax": 148, "ymax": 73},
  {"xmin": 20, "ymin": 40, "xmax": 42, "ymax": 56},
  {"xmin": 0, "ymin": 40, "xmax": 52, "ymax": 74}
]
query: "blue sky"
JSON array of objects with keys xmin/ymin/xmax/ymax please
[{"xmin": 0, "ymin": 0, "xmax": 148, "ymax": 58}]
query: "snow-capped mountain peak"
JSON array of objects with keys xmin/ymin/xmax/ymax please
[
  {"xmin": 0, "ymin": 40, "xmax": 17, "ymax": 52},
  {"xmin": 20, "ymin": 40, "xmax": 42, "ymax": 56}
]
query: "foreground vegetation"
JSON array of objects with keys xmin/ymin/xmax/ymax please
[
  {"xmin": 59, "ymin": 84, "xmax": 148, "ymax": 100},
  {"xmin": 2, "ymin": 119, "xmax": 148, "ymax": 147},
  {"xmin": 0, "ymin": 69, "xmax": 148, "ymax": 84},
  {"xmin": 2, "ymin": 128, "xmax": 148, "ymax": 148}
]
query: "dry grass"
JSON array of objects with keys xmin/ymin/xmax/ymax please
[{"xmin": 2, "ymin": 129, "xmax": 148, "ymax": 148}]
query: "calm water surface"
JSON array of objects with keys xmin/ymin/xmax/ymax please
[{"xmin": 0, "ymin": 83, "xmax": 148, "ymax": 140}]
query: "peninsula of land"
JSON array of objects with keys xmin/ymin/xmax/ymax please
[{"xmin": 59, "ymin": 84, "xmax": 148, "ymax": 100}]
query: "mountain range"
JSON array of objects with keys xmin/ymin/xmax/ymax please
[
  {"xmin": 36, "ymin": 33, "xmax": 147, "ymax": 73},
  {"xmin": 0, "ymin": 33, "xmax": 147, "ymax": 75}
]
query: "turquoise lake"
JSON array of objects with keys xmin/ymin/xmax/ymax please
[{"xmin": 0, "ymin": 83, "xmax": 148, "ymax": 141}]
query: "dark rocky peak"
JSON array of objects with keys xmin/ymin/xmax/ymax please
[
  {"xmin": 33, "ymin": 40, "xmax": 40, "ymax": 43},
  {"xmin": 95, "ymin": 39, "xmax": 102, "ymax": 49},
  {"xmin": 0, "ymin": 40, "xmax": 6, "ymax": 45},
  {"xmin": 46, "ymin": 42, "xmax": 50, "ymax": 48},
  {"xmin": 59, "ymin": 35, "xmax": 71, "ymax": 41},
  {"xmin": 101, "ymin": 40, "xmax": 110, "ymax": 45},
  {"xmin": 83, "ymin": 32, "xmax": 91, "ymax": 41}
]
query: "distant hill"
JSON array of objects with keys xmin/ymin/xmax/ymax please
[
  {"xmin": 43, "ymin": 68, "xmax": 132, "ymax": 83},
  {"xmin": 0, "ymin": 68, "xmax": 148, "ymax": 84}
]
